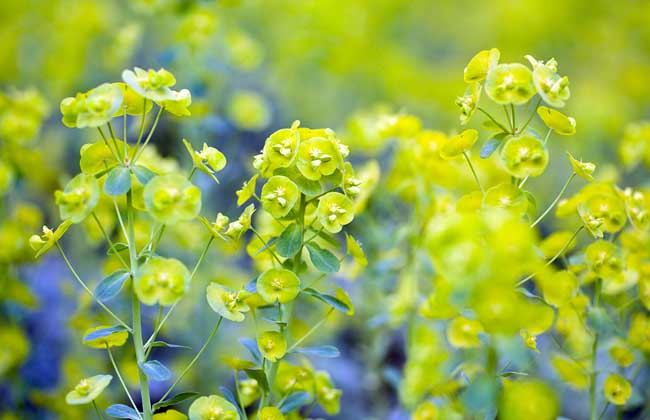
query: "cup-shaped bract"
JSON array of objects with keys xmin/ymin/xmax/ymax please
[
  {"xmin": 65, "ymin": 375, "xmax": 113, "ymax": 405},
  {"xmin": 463, "ymin": 48, "xmax": 500, "ymax": 83},
  {"xmin": 498, "ymin": 379, "xmax": 559, "ymax": 420},
  {"xmin": 317, "ymin": 192, "xmax": 354, "ymax": 233},
  {"xmin": 82, "ymin": 325, "xmax": 128, "ymax": 349},
  {"xmin": 526, "ymin": 55, "xmax": 570, "ymax": 107},
  {"xmin": 206, "ymin": 283, "xmax": 250, "ymax": 322},
  {"xmin": 162, "ymin": 88, "xmax": 192, "ymax": 117},
  {"xmin": 114, "ymin": 82, "xmax": 153, "ymax": 116},
  {"xmin": 75, "ymin": 83, "xmax": 124, "ymax": 128},
  {"xmin": 258, "ymin": 407, "xmax": 284, "ymax": 420},
  {"xmin": 225, "ymin": 204, "xmax": 255, "ymax": 241},
  {"xmin": 483, "ymin": 183, "xmax": 528, "ymax": 215},
  {"xmin": 134, "ymin": 256, "xmax": 191, "ymax": 306},
  {"xmin": 500, "ymin": 134, "xmax": 549, "ymax": 178},
  {"xmin": 538, "ymin": 106, "xmax": 576, "ymax": 136},
  {"xmin": 439, "ymin": 129, "xmax": 478, "ymax": 159},
  {"xmin": 296, "ymin": 136, "xmax": 340, "ymax": 181},
  {"xmin": 256, "ymin": 268, "xmax": 300, "ymax": 304},
  {"xmin": 580, "ymin": 193, "xmax": 627, "ymax": 234},
  {"xmin": 55, "ymin": 173, "xmax": 100, "ymax": 223},
  {"xmin": 262, "ymin": 121, "xmax": 301, "ymax": 172},
  {"xmin": 261, "ymin": 175, "xmax": 299, "ymax": 218},
  {"xmin": 446, "ymin": 316, "xmax": 484, "ymax": 349},
  {"xmin": 258, "ymin": 330, "xmax": 287, "ymax": 362},
  {"xmin": 188, "ymin": 395, "xmax": 240, "ymax": 420},
  {"xmin": 144, "ymin": 174, "xmax": 202, "ymax": 224},
  {"xmin": 567, "ymin": 152, "xmax": 596, "ymax": 181},
  {"xmin": 315, "ymin": 371, "xmax": 342, "ymax": 415},
  {"xmin": 122, "ymin": 67, "xmax": 177, "ymax": 103},
  {"xmin": 485, "ymin": 63, "xmax": 535, "ymax": 105},
  {"xmin": 456, "ymin": 83, "xmax": 481, "ymax": 126}
]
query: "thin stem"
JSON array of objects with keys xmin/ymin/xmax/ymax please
[
  {"xmin": 516, "ymin": 225, "xmax": 584, "ymax": 287},
  {"xmin": 503, "ymin": 105, "xmax": 513, "ymax": 131},
  {"xmin": 250, "ymin": 228, "xmax": 282, "ymax": 265},
  {"xmin": 126, "ymin": 191, "xmax": 153, "ymax": 420},
  {"xmin": 98, "ymin": 127, "xmax": 121, "ymax": 163},
  {"xmin": 123, "ymin": 107, "xmax": 128, "ymax": 160},
  {"xmin": 92, "ymin": 212, "xmax": 128, "ymax": 269},
  {"xmin": 188, "ymin": 166, "xmax": 197, "ymax": 181},
  {"xmin": 107, "ymin": 122, "xmax": 122, "ymax": 161},
  {"xmin": 520, "ymin": 97, "xmax": 542, "ymax": 133},
  {"xmin": 598, "ymin": 403, "xmax": 610, "ymax": 420},
  {"xmin": 477, "ymin": 107, "xmax": 509, "ymax": 133},
  {"xmin": 462, "ymin": 151, "xmax": 485, "ymax": 194},
  {"xmin": 543, "ymin": 127, "xmax": 552, "ymax": 145},
  {"xmin": 159, "ymin": 316, "xmax": 223, "ymax": 402},
  {"xmin": 531, "ymin": 173, "xmax": 577, "ymax": 228},
  {"xmin": 287, "ymin": 308, "xmax": 334, "ymax": 352},
  {"xmin": 132, "ymin": 99, "xmax": 148, "ymax": 160},
  {"xmin": 107, "ymin": 346, "xmax": 142, "ymax": 418},
  {"xmin": 55, "ymin": 243, "xmax": 131, "ymax": 331},
  {"xmin": 510, "ymin": 104, "xmax": 516, "ymax": 131},
  {"xmin": 112, "ymin": 199, "xmax": 129, "ymax": 245},
  {"xmin": 590, "ymin": 280, "xmax": 602, "ymax": 420},
  {"xmin": 132, "ymin": 106, "xmax": 164, "ymax": 164},
  {"xmin": 92, "ymin": 401, "xmax": 104, "ymax": 420}
]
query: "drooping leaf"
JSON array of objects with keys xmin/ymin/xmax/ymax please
[
  {"xmin": 302, "ymin": 288, "xmax": 351, "ymax": 313},
  {"xmin": 104, "ymin": 166, "xmax": 132, "ymax": 196},
  {"xmin": 132, "ymin": 165, "xmax": 157, "ymax": 185},
  {"xmin": 140, "ymin": 360, "xmax": 172, "ymax": 382},
  {"xmin": 276, "ymin": 224, "xmax": 302, "ymax": 258},
  {"xmin": 238, "ymin": 338, "xmax": 262, "ymax": 364},
  {"xmin": 95, "ymin": 270, "xmax": 130, "ymax": 301},
  {"xmin": 149, "ymin": 341, "xmax": 191, "ymax": 350},
  {"xmin": 84, "ymin": 326, "xmax": 128, "ymax": 342},
  {"xmin": 290, "ymin": 345, "xmax": 340, "ymax": 358},
  {"xmin": 106, "ymin": 404, "xmax": 141, "ymax": 420},
  {"xmin": 244, "ymin": 368, "xmax": 269, "ymax": 393},
  {"xmin": 219, "ymin": 386, "xmax": 245, "ymax": 419},
  {"xmin": 278, "ymin": 391, "xmax": 312, "ymax": 414},
  {"xmin": 306, "ymin": 243, "xmax": 340, "ymax": 273}
]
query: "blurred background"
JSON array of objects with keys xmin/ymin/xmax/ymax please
[{"xmin": 1, "ymin": 0, "xmax": 649, "ymax": 419}]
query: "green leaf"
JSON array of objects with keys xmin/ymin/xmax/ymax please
[
  {"xmin": 587, "ymin": 307, "xmax": 622, "ymax": 335},
  {"xmin": 239, "ymin": 338, "xmax": 262, "ymax": 364},
  {"xmin": 219, "ymin": 386, "xmax": 245, "ymax": 419},
  {"xmin": 104, "ymin": 166, "xmax": 132, "ymax": 196},
  {"xmin": 106, "ymin": 404, "xmax": 141, "ymax": 420},
  {"xmin": 149, "ymin": 341, "xmax": 191, "ymax": 350},
  {"xmin": 140, "ymin": 360, "xmax": 172, "ymax": 382},
  {"xmin": 84, "ymin": 326, "xmax": 128, "ymax": 342},
  {"xmin": 306, "ymin": 243, "xmax": 340, "ymax": 273},
  {"xmin": 302, "ymin": 288, "xmax": 351, "ymax": 313},
  {"xmin": 460, "ymin": 374, "xmax": 497, "ymax": 412},
  {"xmin": 253, "ymin": 237, "xmax": 278, "ymax": 256},
  {"xmin": 278, "ymin": 391, "xmax": 312, "ymax": 414},
  {"xmin": 480, "ymin": 138, "xmax": 500, "ymax": 159},
  {"xmin": 290, "ymin": 345, "xmax": 340, "ymax": 358},
  {"xmin": 244, "ymin": 368, "xmax": 269, "ymax": 393},
  {"xmin": 95, "ymin": 270, "xmax": 130, "ymax": 302},
  {"xmin": 107, "ymin": 242, "xmax": 129, "ymax": 255},
  {"xmin": 132, "ymin": 165, "xmax": 156, "ymax": 185},
  {"xmin": 276, "ymin": 223, "xmax": 302, "ymax": 258},
  {"xmin": 152, "ymin": 392, "xmax": 199, "ymax": 411}
]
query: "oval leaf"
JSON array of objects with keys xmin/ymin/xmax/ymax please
[
  {"xmin": 278, "ymin": 391, "xmax": 312, "ymax": 414},
  {"xmin": 95, "ymin": 270, "xmax": 130, "ymax": 301},
  {"xmin": 133, "ymin": 165, "xmax": 156, "ymax": 185},
  {"xmin": 84, "ymin": 326, "xmax": 128, "ymax": 342},
  {"xmin": 106, "ymin": 404, "xmax": 141, "ymax": 420},
  {"xmin": 140, "ymin": 360, "xmax": 172, "ymax": 382},
  {"xmin": 104, "ymin": 167, "xmax": 132, "ymax": 196},
  {"xmin": 276, "ymin": 224, "xmax": 302, "ymax": 258},
  {"xmin": 306, "ymin": 243, "xmax": 340, "ymax": 273}
]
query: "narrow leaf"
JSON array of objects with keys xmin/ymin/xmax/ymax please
[
  {"xmin": 306, "ymin": 243, "xmax": 340, "ymax": 273},
  {"xmin": 238, "ymin": 338, "xmax": 262, "ymax": 364},
  {"xmin": 104, "ymin": 166, "xmax": 132, "ymax": 196},
  {"xmin": 244, "ymin": 368, "xmax": 269, "ymax": 393},
  {"xmin": 105, "ymin": 404, "xmax": 141, "ymax": 420},
  {"xmin": 149, "ymin": 341, "xmax": 191, "ymax": 350},
  {"xmin": 290, "ymin": 345, "xmax": 340, "ymax": 358},
  {"xmin": 302, "ymin": 288, "xmax": 351, "ymax": 313},
  {"xmin": 140, "ymin": 360, "xmax": 172, "ymax": 382},
  {"xmin": 278, "ymin": 391, "xmax": 312, "ymax": 414},
  {"xmin": 95, "ymin": 270, "xmax": 130, "ymax": 301},
  {"xmin": 152, "ymin": 392, "xmax": 199, "ymax": 411},
  {"xmin": 219, "ymin": 386, "xmax": 245, "ymax": 418},
  {"xmin": 107, "ymin": 242, "xmax": 129, "ymax": 255},
  {"xmin": 84, "ymin": 326, "xmax": 128, "ymax": 342},
  {"xmin": 276, "ymin": 224, "xmax": 302, "ymax": 258}
]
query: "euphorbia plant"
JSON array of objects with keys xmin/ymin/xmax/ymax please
[{"xmin": 32, "ymin": 68, "xmax": 365, "ymax": 419}]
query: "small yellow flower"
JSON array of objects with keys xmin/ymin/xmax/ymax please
[
  {"xmin": 603, "ymin": 374, "xmax": 632, "ymax": 405},
  {"xmin": 65, "ymin": 375, "xmax": 112, "ymax": 405}
]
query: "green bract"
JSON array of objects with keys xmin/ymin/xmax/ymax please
[
  {"xmin": 258, "ymin": 330, "xmax": 287, "ymax": 362},
  {"xmin": 262, "ymin": 121, "xmax": 301, "ymax": 171},
  {"xmin": 55, "ymin": 173, "xmax": 100, "ymax": 223},
  {"xmin": 115, "ymin": 82, "xmax": 153, "ymax": 116},
  {"xmin": 526, "ymin": 55, "xmax": 570, "ymax": 107},
  {"xmin": 581, "ymin": 193, "xmax": 627, "ymax": 233},
  {"xmin": 315, "ymin": 371, "xmax": 342, "ymax": 415},
  {"xmin": 122, "ymin": 67, "xmax": 177, "ymax": 103},
  {"xmin": 296, "ymin": 136, "xmax": 340, "ymax": 180},
  {"xmin": 29, "ymin": 220, "xmax": 72, "ymax": 258},
  {"xmin": 206, "ymin": 283, "xmax": 250, "ymax": 322},
  {"xmin": 225, "ymin": 204, "xmax": 255, "ymax": 241},
  {"xmin": 537, "ymin": 106, "xmax": 576, "ymax": 136},
  {"xmin": 483, "ymin": 183, "xmax": 528, "ymax": 215},
  {"xmin": 317, "ymin": 192, "xmax": 354, "ymax": 233},
  {"xmin": 144, "ymin": 174, "xmax": 202, "ymax": 224},
  {"xmin": 463, "ymin": 48, "xmax": 500, "ymax": 83},
  {"xmin": 188, "ymin": 395, "xmax": 240, "ymax": 420},
  {"xmin": 236, "ymin": 174, "xmax": 258, "ymax": 206},
  {"xmin": 261, "ymin": 175, "xmax": 299, "ymax": 218},
  {"xmin": 76, "ymin": 83, "xmax": 124, "ymax": 128},
  {"xmin": 258, "ymin": 407, "xmax": 285, "ymax": 420},
  {"xmin": 485, "ymin": 63, "xmax": 535, "ymax": 105},
  {"xmin": 183, "ymin": 139, "xmax": 226, "ymax": 182},
  {"xmin": 567, "ymin": 152, "xmax": 596, "ymax": 181},
  {"xmin": 134, "ymin": 257, "xmax": 191, "ymax": 306},
  {"xmin": 603, "ymin": 374, "xmax": 632, "ymax": 405},
  {"xmin": 162, "ymin": 88, "xmax": 192, "ymax": 117},
  {"xmin": 80, "ymin": 139, "xmax": 131, "ymax": 175},
  {"xmin": 500, "ymin": 134, "xmax": 549, "ymax": 178},
  {"xmin": 65, "ymin": 375, "xmax": 112, "ymax": 405},
  {"xmin": 82, "ymin": 325, "xmax": 128, "ymax": 349},
  {"xmin": 256, "ymin": 268, "xmax": 300, "ymax": 303},
  {"xmin": 455, "ymin": 83, "xmax": 481, "ymax": 126},
  {"xmin": 439, "ymin": 129, "xmax": 478, "ymax": 159}
]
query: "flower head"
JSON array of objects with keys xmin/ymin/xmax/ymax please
[
  {"xmin": 485, "ymin": 63, "xmax": 535, "ymax": 105},
  {"xmin": 463, "ymin": 48, "xmax": 500, "ymax": 83},
  {"xmin": 29, "ymin": 220, "xmax": 73, "ymax": 258},
  {"xmin": 224, "ymin": 204, "xmax": 255, "ymax": 241},
  {"xmin": 526, "ymin": 55, "xmax": 570, "ymax": 107},
  {"xmin": 483, "ymin": 183, "xmax": 528, "ymax": 215},
  {"xmin": 61, "ymin": 83, "xmax": 124, "ymax": 129},
  {"xmin": 188, "ymin": 395, "xmax": 240, "ymax": 420},
  {"xmin": 603, "ymin": 374, "xmax": 632, "ymax": 405},
  {"xmin": 439, "ymin": 129, "xmax": 478, "ymax": 159},
  {"xmin": 256, "ymin": 268, "xmax": 300, "ymax": 304},
  {"xmin": 296, "ymin": 136, "xmax": 340, "ymax": 181},
  {"xmin": 134, "ymin": 257, "xmax": 191, "ymax": 306},
  {"xmin": 183, "ymin": 139, "xmax": 226, "ymax": 182},
  {"xmin": 456, "ymin": 83, "xmax": 481, "ymax": 126},
  {"xmin": 500, "ymin": 134, "xmax": 549, "ymax": 178},
  {"xmin": 206, "ymin": 283, "xmax": 250, "ymax": 322},
  {"xmin": 567, "ymin": 152, "xmax": 596, "ymax": 181},
  {"xmin": 65, "ymin": 375, "xmax": 112, "ymax": 405},
  {"xmin": 258, "ymin": 330, "xmax": 287, "ymax": 362},
  {"xmin": 261, "ymin": 175, "xmax": 299, "ymax": 218},
  {"xmin": 55, "ymin": 173, "xmax": 100, "ymax": 223},
  {"xmin": 262, "ymin": 121, "xmax": 301, "ymax": 171},
  {"xmin": 317, "ymin": 192, "xmax": 354, "ymax": 233},
  {"xmin": 122, "ymin": 67, "xmax": 177, "ymax": 103},
  {"xmin": 144, "ymin": 174, "xmax": 202, "ymax": 224}
]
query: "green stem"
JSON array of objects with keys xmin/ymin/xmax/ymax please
[
  {"xmin": 55, "ymin": 243, "xmax": 131, "ymax": 331},
  {"xmin": 516, "ymin": 225, "xmax": 583, "ymax": 287},
  {"xmin": 159, "ymin": 316, "xmax": 223, "ymax": 402},
  {"xmin": 132, "ymin": 106, "xmax": 163, "ymax": 164},
  {"xmin": 287, "ymin": 308, "xmax": 334, "ymax": 352},
  {"xmin": 503, "ymin": 105, "xmax": 513, "ymax": 131},
  {"xmin": 107, "ymin": 346, "xmax": 142, "ymax": 418},
  {"xmin": 477, "ymin": 107, "xmax": 509, "ymax": 133},
  {"xmin": 98, "ymin": 127, "xmax": 121, "ymax": 163},
  {"xmin": 107, "ymin": 122, "xmax": 122, "ymax": 161},
  {"xmin": 531, "ymin": 172, "xmax": 576, "ymax": 228},
  {"xmin": 92, "ymin": 212, "xmax": 128, "ymax": 269},
  {"xmin": 519, "ymin": 97, "xmax": 542, "ymax": 133},
  {"xmin": 510, "ymin": 104, "xmax": 516, "ymax": 131},
  {"xmin": 590, "ymin": 280, "xmax": 602, "ymax": 420},
  {"xmin": 127, "ymin": 191, "xmax": 153, "ymax": 420},
  {"xmin": 132, "ymin": 99, "xmax": 148, "ymax": 160},
  {"xmin": 462, "ymin": 151, "xmax": 484, "ymax": 194},
  {"xmin": 92, "ymin": 401, "xmax": 104, "ymax": 420},
  {"xmin": 123, "ymin": 108, "xmax": 128, "ymax": 160}
]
